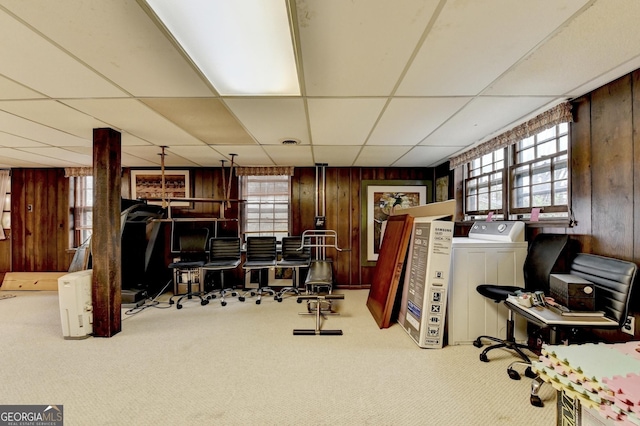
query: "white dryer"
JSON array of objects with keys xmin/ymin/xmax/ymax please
[{"xmin": 446, "ymin": 222, "xmax": 528, "ymax": 345}]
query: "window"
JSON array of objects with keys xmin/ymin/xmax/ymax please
[
  {"xmin": 465, "ymin": 150, "xmax": 505, "ymax": 218},
  {"xmin": 464, "ymin": 123, "xmax": 569, "ymax": 221},
  {"xmin": 70, "ymin": 176, "xmax": 93, "ymax": 247},
  {"xmin": 240, "ymin": 175, "xmax": 290, "ymax": 241}
]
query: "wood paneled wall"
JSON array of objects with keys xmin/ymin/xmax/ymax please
[
  {"xmin": 535, "ymin": 70, "xmax": 640, "ymax": 338},
  {"xmin": 290, "ymin": 167, "xmax": 434, "ymax": 288}
]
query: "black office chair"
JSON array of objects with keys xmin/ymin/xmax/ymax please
[
  {"xmin": 473, "ymin": 233, "xmax": 569, "ymax": 366},
  {"xmin": 275, "ymin": 236, "xmax": 311, "ymax": 302},
  {"xmin": 239, "ymin": 236, "xmax": 277, "ymax": 304},
  {"xmin": 202, "ymin": 237, "xmax": 241, "ymax": 306},
  {"xmin": 168, "ymin": 228, "xmax": 210, "ymax": 309},
  {"xmin": 526, "ymin": 252, "xmax": 638, "ymax": 406}
]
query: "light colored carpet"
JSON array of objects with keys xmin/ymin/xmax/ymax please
[{"xmin": 0, "ymin": 289, "xmax": 555, "ymax": 425}]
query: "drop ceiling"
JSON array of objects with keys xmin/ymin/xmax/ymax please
[{"xmin": 1, "ymin": 0, "xmax": 639, "ymax": 169}]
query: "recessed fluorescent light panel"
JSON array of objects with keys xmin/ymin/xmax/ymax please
[{"xmin": 145, "ymin": 0, "xmax": 300, "ymax": 96}]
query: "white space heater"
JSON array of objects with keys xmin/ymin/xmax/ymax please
[{"xmin": 58, "ymin": 269, "xmax": 93, "ymax": 340}]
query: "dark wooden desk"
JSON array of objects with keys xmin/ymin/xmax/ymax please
[{"xmin": 504, "ymin": 298, "xmax": 618, "ymax": 344}]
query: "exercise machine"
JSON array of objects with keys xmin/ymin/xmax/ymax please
[
  {"xmin": 292, "ymin": 164, "xmax": 346, "ymax": 335},
  {"xmin": 294, "ymin": 229, "xmax": 345, "ymax": 335},
  {"xmin": 294, "ymin": 294, "xmax": 344, "ymax": 335}
]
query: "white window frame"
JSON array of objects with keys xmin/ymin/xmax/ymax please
[
  {"xmin": 70, "ymin": 176, "xmax": 93, "ymax": 248},
  {"xmin": 239, "ymin": 175, "xmax": 290, "ymax": 242},
  {"xmin": 464, "ymin": 123, "xmax": 570, "ymax": 222}
]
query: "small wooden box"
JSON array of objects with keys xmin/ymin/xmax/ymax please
[{"xmin": 550, "ymin": 274, "xmax": 595, "ymax": 311}]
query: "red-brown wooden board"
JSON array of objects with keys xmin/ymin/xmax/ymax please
[{"xmin": 366, "ymin": 214, "xmax": 414, "ymax": 328}]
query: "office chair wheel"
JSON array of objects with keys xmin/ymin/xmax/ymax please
[
  {"xmin": 238, "ymin": 296, "xmax": 245, "ymax": 302},
  {"xmin": 473, "ymin": 339, "xmax": 483, "ymax": 348},
  {"xmin": 525, "ymin": 367, "xmax": 536, "ymax": 379},
  {"xmin": 208, "ymin": 294, "xmax": 217, "ymax": 300},
  {"xmin": 508, "ymin": 369, "xmax": 521, "ymax": 380},
  {"xmin": 297, "ymin": 298, "xmax": 303, "ymax": 303},
  {"xmin": 221, "ymin": 301, "xmax": 227, "ymax": 306},
  {"xmin": 479, "ymin": 353, "xmax": 489, "ymax": 362},
  {"xmin": 231, "ymin": 292, "xmax": 238, "ymax": 296},
  {"xmin": 256, "ymin": 299, "xmax": 261, "ymax": 305},
  {"xmin": 530, "ymin": 395, "xmax": 543, "ymax": 407},
  {"xmin": 176, "ymin": 304, "xmax": 183, "ymax": 309},
  {"xmin": 276, "ymin": 296, "xmax": 282, "ymax": 302},
  {"xmin": 201, "ymin": 299, "xmax": 208, "ymax": 306}
]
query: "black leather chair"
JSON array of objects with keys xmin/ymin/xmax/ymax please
[
  {"xmin": 275, "ymin": 236, "xmax": 311, "ymax": 302},
  {"xmin": 168, "ymin": 227, "xmax": 210, "ymax": 309},
  {"xmin": 525, "ymin": 253, "xmax": 638, "ymax": 407},
  {"xmin": 239, "ymin": 236, "xmax": 277, "ymax": 304},
  {"xmin": 202, "ymin": 237, "xmax": 241, "ymax": 306},
  {"xmin": 473, "ymin": 233, "xmax": 569, "ymax": 365}
]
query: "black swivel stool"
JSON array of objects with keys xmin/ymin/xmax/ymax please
[{"xmin": 473, "ymin": 233, "xmax": 569, "ymax": 367}]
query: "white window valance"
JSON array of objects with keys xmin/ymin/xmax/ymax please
[
  {"xmin": 64, "ymin": 167, "xmax": 93, "ymax": 177},
  {"xmin": 449, "ymin": 102, "xmax": 573, "ymax": 169},
  {"xmin": 235, "ymin": 166, "xmax": 294, "ymax": 176}
]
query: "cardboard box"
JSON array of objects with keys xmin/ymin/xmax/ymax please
[
  {"xmin": 550, "ymin": 274, "xmax": 595, "ymax": 311},
  {"xmin": 395, "ymin": 200, "xmax": 456, "ymax": 349}
]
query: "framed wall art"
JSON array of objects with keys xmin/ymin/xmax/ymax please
[
  {"xmin": 130, "ymin": 169, "xmax": 190, "ymax": 207},
  {"xmin": 360, "ymin": 180, "xmax": 429, "ymax": 266}
]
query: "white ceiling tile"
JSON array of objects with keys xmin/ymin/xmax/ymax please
[
  {"xmin": 65, "ymin": 145, "xmax": 163, "ymax": 168},
  {"xmin": 263, "ymin": 145, "xmax": 314, "ymax": 166},
  {"xmin": 0, "ymin": 75, "xmax": 44, "ymax": 100},
  {"xmin": 61, "ymin": 99, "xmax": 206, "ymax": 146},
  {"xmin": 224, "ymin": 98, "xmax": 308, "ymax": 145},
  {"xmin": 368, "ymin": 97, "xmax": 471, "ymax": 146},
  {"xmin": 1, "ymin": 0, "xmax": 215, "ymax": 97},
  {"xmin": 19, "ymin": 147, "xmax": 92, "ymax": 165},
  {"xmin": 298, "ymin": 0, "xmax": 440, "ymax": 96},
  {"xmin": 398, "ymin": 0, "xmax": 590, "ymax": 96},
  {"xmin": 313, "ymin": 145, "xmax": 361, "ymax": 167},
  {"xmin": 0, "ymin": 9, "xmax": 126, "ymax": 98},
  {"xmin": 122, "ymin": 146, "xmax": 198, "ymax": 167},
  {"xmin": 421, "ymin": 96, "xmax": 559, "ymax": 146},
  {"xmin": 486, "ymin": 0, "xmax": 640, "ymax": 96},
  {"xmin": 0, "ymin": 100, "xmax": 108, "ymax": 140},
  {"xmin": 353, "ymin": 146, "xmax": 411, "ymax": 167},
  {"xmin": 121, "ymin": 133, "xmax": 153, "ymax": 147},
  {"xmin": 393, "ymin": 145, "xmax": 466, "ymax": 167},
  {"xmin": 0, "ymin": 109, "xmax": 90, "ymax": 147},
  {"xmin": 568, "ymin": 55, "xmax": 640, "ymax": 98},
  {"xmin": 0, "ymin": 147, "xmax": 84, "ymax": 167},
  {"xmin": 166, "ymin": 145, "xmax": 226, "ymax": 167},
  {"xmin": 0, "ymin": 132, "xmax": 49, "ymax": 148},
  {"xmin": 206, "ymin": 145, "xmax": 273, "ymax": 167},
  {"xmin": 0, "ymin": 1, "xmax": 638, "ymax": 168},
  {"xmin": 307, "ymin": 98, "xmax": 386, "ymax": 145}
]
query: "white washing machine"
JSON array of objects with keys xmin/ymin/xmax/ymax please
[{"xmin": 446, "ymin": 222, "xmax": 528, "ymax": 345}]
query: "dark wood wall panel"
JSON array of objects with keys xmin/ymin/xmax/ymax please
[
  {"xmin": 567, "ymin": 95, "xmax": 593, "ymax": 252},
  {"xmin": 10, "ymin": 169, "xmax": 70, "ymax": 272},
  {"xmin": 290, "ymin": 166, "xmax": 433, "ymax": 289},
  {"xmin": 633, "ymin": 70, "xmax": 640, "ymax": 262},
  {"xmin": 590, "ymin": 75, "xmax": 634, "ymax": 258}
]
